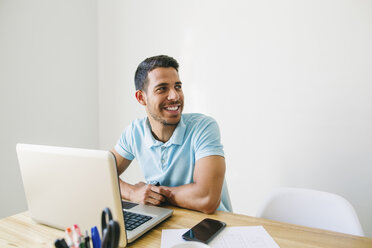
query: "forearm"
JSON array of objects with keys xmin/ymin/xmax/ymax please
[
  {"xmin": 119, "ymin": 178, "xmax": 136, "ymax": 200},
  {"xmin": 165, "ymin": 183, "xmax": 221, "ymax": 214}
]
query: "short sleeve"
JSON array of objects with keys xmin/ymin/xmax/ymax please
[
  {"xmin": 194, "ymin": 117, "xmax": 224, "ymax": 161},
  {"xmin": 114, "ymin": 123, "xmax": 135, "ymax": 161}
]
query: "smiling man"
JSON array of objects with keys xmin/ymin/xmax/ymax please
[{"xmin": 111, "ymin": 55, "xmax": 232, "ymax": 214}]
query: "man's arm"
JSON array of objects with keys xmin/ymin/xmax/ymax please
[
  {"xmin": 161, "ymin": 155, "xmax": 225, "ymax": 214},
  {"xmin": 111, "ymin": 149, "xmax": 171, "ymax": 205}
]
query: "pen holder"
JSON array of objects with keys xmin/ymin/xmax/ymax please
[
  {"xmin": 54, "ymin": 224, "xmax": 91, "ymax": 248},
  {"xmin": 54, "ymin": 207, "xmax": 120, "ymax": 248}
]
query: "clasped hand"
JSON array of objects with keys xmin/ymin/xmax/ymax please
[{"xmin": 129, "ymin": 182, "xmax": 172, "ymax": 206}]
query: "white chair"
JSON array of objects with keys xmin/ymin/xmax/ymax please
[{"xmin": 256, "ymin": 187, "xmax": 364, "ymax": 236}]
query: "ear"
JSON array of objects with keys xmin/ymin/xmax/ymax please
[{"xmin": 135, "ymin": 90, "xmax": 147, "ymax": 106}]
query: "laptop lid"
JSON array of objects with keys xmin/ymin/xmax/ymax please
[{"xmin": 16, "ymin": 144, "xmax": 127, "ymax": 248}]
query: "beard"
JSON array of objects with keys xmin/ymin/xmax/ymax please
[
  {"xmin": 148, "ymin": 110, "xmax": 180, "ymax": 126},
  {"xmin": 148, "ymin": 102, "xmax": 183, "ymax": 126}
]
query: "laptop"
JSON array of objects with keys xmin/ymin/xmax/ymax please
[{"xmin": 16, "ymin": 143, "xmax": 173, "ymax": 247}]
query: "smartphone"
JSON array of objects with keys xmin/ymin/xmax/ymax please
[{"xmin": 182, "ymin": 218, "xmax": 226, "ymax": 244}]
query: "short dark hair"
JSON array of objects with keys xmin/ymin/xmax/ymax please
[{"xmin": 134, "ymin": 55, "xmax": 179, "ymax": 91}]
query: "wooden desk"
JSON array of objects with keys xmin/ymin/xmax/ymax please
[{"xmin": 0, "ymin": 206, "xmax": 371, "ymax": 248}]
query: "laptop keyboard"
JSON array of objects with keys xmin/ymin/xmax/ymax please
[{"xmin": 123, "ymin": 211, "xmax": 152, "ymax": 231}]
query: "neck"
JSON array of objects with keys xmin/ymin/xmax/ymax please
[{"xmin": 148, "ymin": 118, "xmax": 178, "ymax": 143}]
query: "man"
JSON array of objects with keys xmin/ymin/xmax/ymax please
[{"xmin": 112, "ymin": 55, "xmax": 232, "ymax": 214}]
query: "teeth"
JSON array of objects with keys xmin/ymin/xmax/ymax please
[{"xmin": 166, "ymin": 106, "xmax": 178, "ymax": 111}]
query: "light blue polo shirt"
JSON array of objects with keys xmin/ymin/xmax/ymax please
[{"xmin": 114, "ymin": 113, "xmax": 232, "ymax": 212}]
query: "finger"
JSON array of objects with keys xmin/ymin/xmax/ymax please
[
  {"xmin": 145, "ymin": 185, "xmax": 165, "ymax": 202},
  {"xmin": 151, "ymin": 186, "xmax": 172, "ymax": 198},
  {"xmin": 158, "ymin": 187, "xmax": 172, "ymax": 198},
  {"xmin": 145, "ymin": 197, "xmax": 162, "ymax": 206},
  {"xmin": 148, "ymin": 190, "xmax": 166, "ymax": 202},
  {"xmin": 144, "ymin": 191, "xmax": 163, "ymax": 205}
]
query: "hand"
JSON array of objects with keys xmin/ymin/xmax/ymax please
[{"xmin": 129, "ymin": 182, "xmax": 172, "ymax": 205}]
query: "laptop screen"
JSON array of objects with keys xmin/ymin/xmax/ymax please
[{"xmin": 16, "ymin": 143, "xmax": 127, "ymax": 247}]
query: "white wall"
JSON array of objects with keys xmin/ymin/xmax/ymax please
[
  {"xmin": 0, "ymin": 0, "xmax": 99, "ymax": 218},
  {"xmin": 98, "ymin": 0, "xmax": 372, "ymax": 236}
]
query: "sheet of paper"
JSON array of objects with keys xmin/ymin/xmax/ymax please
[{"xmin": 161, "ymin": 226, "xmax": 280, "ymax": 248}]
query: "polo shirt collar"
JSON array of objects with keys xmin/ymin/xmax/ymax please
[
  {"xmin": 144, "ymin": 116, "xmax": 186, "ymax": 148},
  {"xmin": 168, "ymin": 116, "xmax": 186, "ymax": 146}
]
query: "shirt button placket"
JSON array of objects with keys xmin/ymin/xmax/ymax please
[{"xmin": 161, "ymin": 146, "xmax": 166, "ymax": 169}]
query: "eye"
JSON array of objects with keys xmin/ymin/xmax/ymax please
[
  {"xmin": 175, "ymin": 85, "xmax": 182, "ymax": 90},
  {"xmin": 156, "ymin": 87, "xmax": 167, "ymax": 92}
]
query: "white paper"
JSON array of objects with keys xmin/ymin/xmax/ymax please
[{"xmin": 161, "ymin": 226, "xmax": 280, "ymax": 248}]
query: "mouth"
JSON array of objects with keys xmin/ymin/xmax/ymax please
[{"xmin": 163, "ymin": 104, "xmax": 182, "ymax": 113}]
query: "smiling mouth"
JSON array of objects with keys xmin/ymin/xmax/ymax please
[
  {"xmin": 165, "ymin": 106, "xmax": 179, "ymax": 111},
  {"xmin": 163, "ymin": 103, "xmax": 182, "ymax": 112}
]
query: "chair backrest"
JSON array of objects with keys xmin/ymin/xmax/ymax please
[{"xmin": 256, "ymin": 187, "xmax": 364, "ymax": 236}]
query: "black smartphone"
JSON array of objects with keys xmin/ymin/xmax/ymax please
[{"xmin": 182, "ymin": 218, "xmax": 226, "ymax": 244}]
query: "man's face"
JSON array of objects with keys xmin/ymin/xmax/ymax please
[{"xmin": 138, "ymin": 67, "xmax": 184, "ymax": 126}]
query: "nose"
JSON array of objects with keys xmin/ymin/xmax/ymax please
[{"xmin": 167, "ymin": 88, "xmax": 180, "ymax": 101}]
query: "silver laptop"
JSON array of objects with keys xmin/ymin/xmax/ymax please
[{"xmin": 16, "ymin": 143, "xmax": 173, "ymax": 247}]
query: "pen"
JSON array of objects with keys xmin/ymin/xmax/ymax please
[
  {"xmin": 65, "ymin": 227, "xmax": 73, "ymax": 247},
  {"xmin": 73, "ymin": 224, "xmax": 85, "ymax": 248},
  {"xmin": 91, "ymin": 226, "xmax": 101, "ymax": 248},
  {"xmin": 85, "ymin": 230, "xmax": 91, "ymax": 248},
  {"xmin": 148, "ymin": 180, "xmax": 160, "ymax": 186}
]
